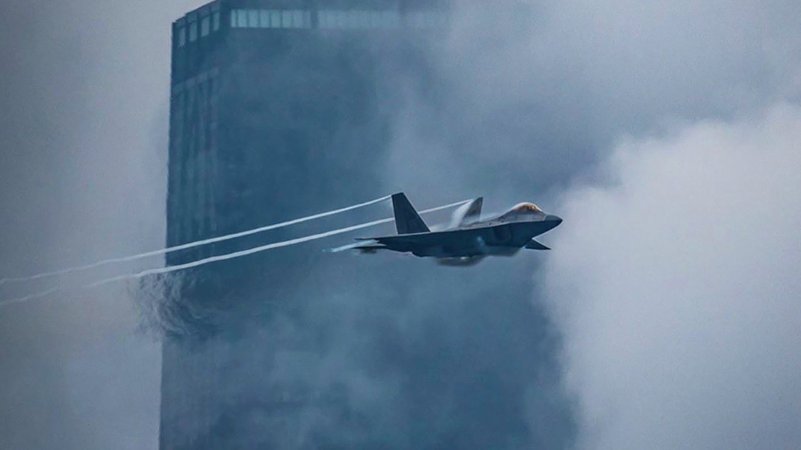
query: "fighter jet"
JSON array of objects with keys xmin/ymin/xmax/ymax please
[{"xmin": 332, "ymin": 193, "xmax": 562, "ymax": 265}]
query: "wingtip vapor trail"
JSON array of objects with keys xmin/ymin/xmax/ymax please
[
  {"xmin": 0, "ymin": 194, "xmax": 392, "ymax": 286},
  {"xmin": 0, "ymin": 199, "xmax": 470, "ymax": 307}
]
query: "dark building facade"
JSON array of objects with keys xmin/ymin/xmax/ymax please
[
  {"xmin": 162, "ymin": 1, "xmax": 454, "ymax": 448},
  {"xmin": 162, "ymin": 1, "xmax": 573, "ymax": 449},
  {"xmin": 166, "ymin": 0, "xmax": 446, "ymax": 261}
]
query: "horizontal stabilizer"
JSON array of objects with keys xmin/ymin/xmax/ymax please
[{"xmin": 524, "ymin": 239, "xmax": 550, "ymax": 250}]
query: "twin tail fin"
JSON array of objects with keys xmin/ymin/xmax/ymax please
[{"xmin": 392, "ymin": 193, "xmax": 430, "ymax": 234}]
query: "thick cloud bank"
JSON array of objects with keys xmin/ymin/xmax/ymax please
[{"xmin": 543, "ymin": 104, "xmax": 801, "ymax": 450}]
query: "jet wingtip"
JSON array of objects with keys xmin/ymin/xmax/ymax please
[{"xmin": 525, "ymin": 239, "xmax": 551, "ymax": 251}]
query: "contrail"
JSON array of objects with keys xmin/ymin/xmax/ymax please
[
  {"xmin": 0, "ymin": 195, "xmax": 391, "ymax": 287},
  {"xmin": 0, "ymin": 200, "xmax": 468, "ymax": 307}
]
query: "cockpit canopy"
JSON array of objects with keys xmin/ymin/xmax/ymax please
[{"xmin": 497, "ymin": 202, "xmax": 545, "ymax": 221}]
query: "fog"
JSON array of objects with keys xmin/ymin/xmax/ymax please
[
  {"xmin": 543, "ymin": 105, "xmax": 801, "ymax": 449},
  {"xmin": 388, "ymin": 0, "xmax": 801, "ymax": 203},
  {"xmin": 0, "ymin": 1, "xmax": 205, "ymax": 449},
  {"xmin": 1, "ymin": 0, "xmax": 800, "ymax": 449},
  {"xmin": 389, "ymin": 1, "xmax": 801, "ymax": 448}
]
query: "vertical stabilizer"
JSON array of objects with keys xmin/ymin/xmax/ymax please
[
  {"xmin": 450, "ymin": 197, "xmax": 483, "ymax": 228},
  {"xmin": 392, "ymin": 193, "xmax": 430, "ymax": 234}
]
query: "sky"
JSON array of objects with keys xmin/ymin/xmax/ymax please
[{"xmin": 1, "ymin": 0, "xmax": 800, "ymax": 449}]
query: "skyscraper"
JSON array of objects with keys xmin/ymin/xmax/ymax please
[{"xmin": 162, "ymin": 1, "xmax": 452, "ymax": 448}]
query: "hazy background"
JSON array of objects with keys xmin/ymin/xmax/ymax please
[
  {"xmin": 544, "ymin": 105, "xmax": 801, "ymax": 449},
  {"xmin": 389, "ymin": 2, "xmax": 801, "ymax": 447},
  {"xmin": 1, "ymin": 0, "xmax": 800, "ymax": 449},
  {"xmin": 0, "ymin": 1, "xmax": 204, "ymax": 449}
]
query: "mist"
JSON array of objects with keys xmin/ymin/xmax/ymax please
[
  {"xmin": 543, "ymin": 104, "xmax": 801, "ymax": 449},
  {"xmin": 2, "ymin": 0, "xmax": 800, "ymax": 449},
  {"xmin": 0, "ymin": 1, "xmax": 205, "ymax": 449},
  {"xmin": 386, "ymin": 0, "xmax": 801, "ymax": 448},
  {"xmin": 387, "ymin": 0, "xmax": 801, "ymax": 202}
]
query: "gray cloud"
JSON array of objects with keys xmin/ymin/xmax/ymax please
[
  {"xmin": 386, "ymin": 0, "xmax": 801, "ymax": 204},
  {"xmin": 383, "ymin": 2, "xmax": 801, "ymax": 448},
  {"xmin": 4, "ymin": 0, "xmax": 801, "ymax": 448},
  {"xmin": 0, "ymin": 1, "xmax": 205, "ymax": 449},
  {"xmin": 543, "ymin": 104, "xmax": 801, "ymax": 449}
]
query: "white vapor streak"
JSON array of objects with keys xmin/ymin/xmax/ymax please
[
  {"xmin": 0, "ymin": 195, "xmax": 391, "ymax": 286},
  {"xmin": 0, "ymin": 200, "xmax": 468, "ymax": 307}
]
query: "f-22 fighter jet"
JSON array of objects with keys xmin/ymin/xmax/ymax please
[{"xmin": 334, "ymin": 193, "xmax": 562, "ymax": 265}]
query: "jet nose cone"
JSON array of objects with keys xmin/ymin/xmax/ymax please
[{"xmin": 545, "ymin": 215, "xmax": 563, "ymax": 227}]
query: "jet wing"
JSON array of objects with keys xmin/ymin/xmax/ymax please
[{"xmin": 358, "ymin": 229, "xmax": 462, "ymax": 246}]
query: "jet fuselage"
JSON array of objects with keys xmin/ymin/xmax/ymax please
[
  {"xmin": 343, "ymin": 194, "xmax": 563, "ymax": 264},
  {"xmin": 365, "ymin": 217, "xmax": 562, "ymax": 258}
]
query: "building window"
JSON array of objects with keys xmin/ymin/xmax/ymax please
[
  {"xmin": 355, "ymin": 10, "xmax": 369, "ymax": 27},
  {"xmin": 407, "ymin": 11, "xmax": 446, "ymax": 28},
  {"xmin": 201, "ymin": 16, "xmax": 210, "ymax": 36},
  {"xmin": 318, "ymin": 10, "xmax": 332, "ymax": 28},
  {"xmin": 382, "ymin": 11, "xmax": 401, "ymax": 27},
  {"xmin": 333, "ymin": 11, "xmax": 345, "ymax": 28},
  {"xmin": 337, "ymin": 11, "xmax": 351, "ymax": 28},
  {"xmin": 177, "ymin": 26, "xmax": 186, "ymax": 47},
  {"xmin": 212, "ymin": 11, "xmax": 220, "ymax": 31},
  {"xmin": 293, "ymin": 10, "xmax": 310, "ymax": 28},
  {"xmin": 189, "ymin": 21, "xmax": 198, "ymax": 41},
  {"xmin": 318, "ymin": 10, "xmax": 400, "ymax": 29},
  {"xmin": 228, "ymin": 7, "xmax": 427, "ymax": 31},
  {"xmin": 230, "ymin": 8, "xmax": 312, "ymax": 29},
  {"xmin": 281, "ymin": 10, "xmax": 293, "ymax": 28},
  {"xmin": 248, "ymin": 10, "xmax": 259, "ymax": 27},
  {"xmin": 270, "ymin": 10, "xmax": 281, "ymax": 28}
]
